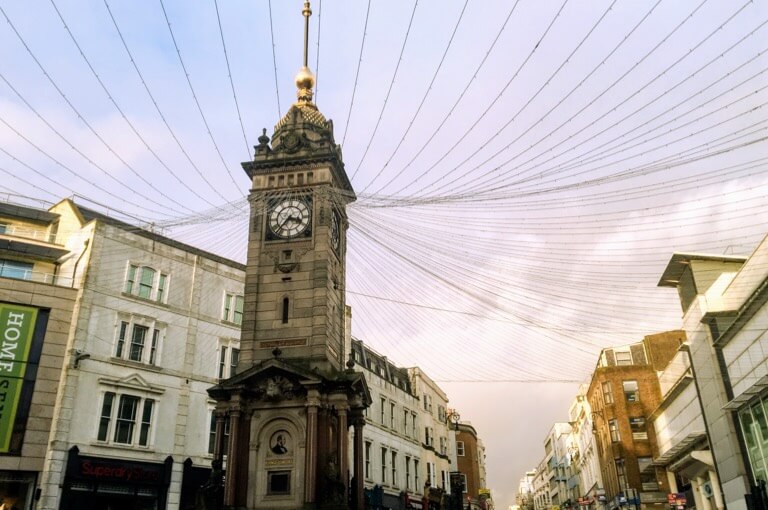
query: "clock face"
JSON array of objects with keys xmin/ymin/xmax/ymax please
[
  {"xmin": 329, "ymin": 211, "xmax": 340, "ymax": 251},
  {"xmin": 269, "ymin": 199, "xmax": 311, "ymax": 239}
]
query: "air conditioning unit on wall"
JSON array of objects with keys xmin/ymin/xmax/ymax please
[{"xmin": 702, "ymin": 481, "xmax": 714, "ymax": 498}]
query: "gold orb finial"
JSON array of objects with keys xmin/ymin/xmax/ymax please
[{"xmin": 295, "ymin": 66, "xmax": 316, "ymax": 104}]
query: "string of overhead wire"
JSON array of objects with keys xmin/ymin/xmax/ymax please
[
  {"xmin": 347, "ymin": 0, "xmax": 419, "ymax": 181},
  {"xmin": 341, "ymin": 0, "xmax": 372, "ymax": 146},
  {"xmin": 157, "ymin": 0, "xmax": 242, "ymax": 196},
  {"xmin": 47, "ymin": 0, "xmax": 213, "ymax": 214},
  {"xmin": 213, "ymin": 0, "xmax": 250, "ymax": 158},
  {"xmin": 267, "ymin": 0, "xmax": 282, "ymax": 119},
  {"xmin": 0, "ymin": 5, "xmax": 188, "ymax": 219},
  {"xmin": 396, "ymin": 0, "xmax": 715, "ymax": 199},
  {"xmin": 99, "ymin": 0, "xmax": 240, "ymax": 216},
  {"xmin": 357, "ymin": 0, "xmax": 471, "ymax": 192}
]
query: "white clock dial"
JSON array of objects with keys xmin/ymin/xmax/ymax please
[{"xmin": 269, "ymin": 199, "xmax": 311, "ymax": 239}]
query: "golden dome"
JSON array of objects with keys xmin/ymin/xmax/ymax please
[{"xmin": 295, "ymin": 66, "xmax": 316, "ymax": 91}]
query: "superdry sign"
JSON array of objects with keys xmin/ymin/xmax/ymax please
[
  {"xmin": 80, "ymin": 460, "xmax": 163, "ymax": 483},
  {"xmin": 0, "ymin": 303, "xmax": 38, "ymax": 452}
]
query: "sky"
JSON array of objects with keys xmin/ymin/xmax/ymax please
[{"xmin": 1, "ymin": 1, "xmax": 767, "ymax": 508}]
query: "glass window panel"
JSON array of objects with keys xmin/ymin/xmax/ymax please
[
  {"xmin": 208, "ymin": 412, "xmax": 217, "ymax": 455},
  {"xmin": 114, "ymin": 395, "xmax": 138, "ymax": 444},
  {"xmin": 139, "ymin": 399, "xmax": 153, "ymax": 446},
  {"xmin": 230, "ymin": 348, "xmax": 239, "ymax": 377},
  {"xmin": 98, "ymin": 392, "xmax": 115, "ymax": 441},
  {"xmin": 157, "ymin": 274, "xmax": 167, "ymax": 302},
  {"xmin": 125, "ymin": 265, "xmax": 137, "ymax": 293},
  {"xmin": 223, "ymin": 294, "xmax": 232, "ymax": 321},
  {"xmin": 130, "ymin": 326, "xmax": 147, "ymax": 362},
  {"xmin": 234, "ymin": 295, "xmax": 244, "ymax": 325},
  {"xmin": 116, "ymin": 322, "xmax": 128, "ymax": 358},
  {"xmin": 138, "ymin": 267, "xmax": 155, "ymax": 299},
  {"xmin": 0, "ymin": 259, "xmax": 33, "ymax": 280},
  {"xmin": 149, "ymin": 330, "xmax": 160, "ymax": 365}
]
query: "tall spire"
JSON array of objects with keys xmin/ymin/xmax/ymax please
[{"xmin": 295, "ymin": 1, "xmax": 316, "ymax": 106}]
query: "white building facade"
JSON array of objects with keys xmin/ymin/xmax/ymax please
[{"xmin": 34, "ymin": 199, "xmax": 245, "ymax": 510}]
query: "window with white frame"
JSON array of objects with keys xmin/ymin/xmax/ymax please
[
  {"xmin": 222, "ymin": 293, "xmax": 244, "ymax": 325},
  {"xmin": 365, "ymin": 441, "xmax": 372, "ymax": 480},
  {"xmin": 390, "ymin": 402, "xmax": 396, "ymax": 429},
  {"xmin": 403, "ymin": 409, "xmax": 409, "ymax": 436},
  {"xmin": 414, "ymin": 459, "xmax": 420, "ymax": 488},
  {"xmin": 457, "ymin": 440, "xmax": 465, "ymax": 456},
  {"xmin": 411, "ymin": 412, "xmax": 417, "ymax": 438},
  {"xmin": 381, "ymin": 447, "xmax": 387, "ymax": 484},
  {"xmin": 115, "ymin": 318, "xmax": 164, "ymax": 366},
  {"xmin": 98, "ymin": 392, "xmax": 155, "ymax": 447},
  {"xmin": 217, "ymin": 342, "xmax": 240, "ymax": 379},
  {"xmin": 623, "ymin": 380, "xmax": 640, "ymax": 402},
  {"xmin": 438, "ymin": 405, "xmax": 446, "ymax": 422},
  {"xmin": 428, "ymin": 462, "xmax": 436, "ymax": 486},
  {"xmin": 124, "ymin": 263, "xmax": 169, "ymax": 303},
  {"xmin": 460, "ymin": 473, "xmax": 468, "ymax": 493},
  {"xmin": 405, "ymin": 456, "xmax": 411, "ymax": 490},
  {"xmin": 439, "ymin": 436, "xmax": 447, "ymax": 455},
  {"xmin": 380, "ymin": 397, "xmax": 386, "ymax": 425},
  {"xmin": 391, "ymin": 451, "xmax": 397, "ymax": 488}
]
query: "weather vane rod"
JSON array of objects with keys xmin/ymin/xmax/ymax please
[{"xmin": 302, "ymin": 1, "xmax": 312, "ymax": 68}]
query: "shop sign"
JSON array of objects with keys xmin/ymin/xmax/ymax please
[
  {"xmin": 0, "ymin": 303, "xmax": 38, "ymax": 452},
  {"xmin": 667, "ymin": 493, "xmax": 686, "ymax": 506}
]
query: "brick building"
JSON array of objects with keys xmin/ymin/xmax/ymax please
[{"xmin": 587, "ymin": 331, "xmax": 685, "ymax": 510}]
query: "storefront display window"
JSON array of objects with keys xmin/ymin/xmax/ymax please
[
  {"xmin": 738, "ymin": 397, "xmax": 768, "ymax": 484},
  {"xmin": 0, "ymin": 473, "xmax": 35, "ymax": 510}
]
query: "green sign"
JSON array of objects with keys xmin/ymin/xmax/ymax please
[{"xmin": 0, "ymin": 304, "xmax": 38, "ymax": 452}]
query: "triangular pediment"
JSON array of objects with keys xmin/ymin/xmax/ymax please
[{"xmin": 98, "ymin": 373, "xmax": 165, "ymax": 395}]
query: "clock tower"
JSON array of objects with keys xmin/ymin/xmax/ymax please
[{"xmin": 208, "ymin": 3, "xmax": 369, "ymax": 509}]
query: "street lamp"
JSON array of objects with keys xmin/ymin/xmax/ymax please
[{"xmin": 447, "ymin": 409, "xmax": 461, "ymax": 431}]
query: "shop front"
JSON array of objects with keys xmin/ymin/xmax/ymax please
[
  {"xmin": 59, "ymin": 446, "xmax": 172, "ymax": 510},
  {"xmin": 0, "ymin": 471, "xmax": 36, "ymax": 510}
]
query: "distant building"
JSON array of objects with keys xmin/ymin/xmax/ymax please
[
  {"xmin": 568, "ymin": 386, "xmax": 604, "ymax": 509},
  {"xmin": 543, "ymin": 422, "xmax": 573, "ymax": 509},
  {"xmin": 532, "ymin": 457, "xmax": 551, "ymax": 510},
  {"xmin": 349, "ymin": 337, "xmax": 423, "ymax": 509},
  {"xmin": 587, "ymin": 331, "xmax": 683, "ymax": 510},
  {"xmin": 457, "ymin": 421, "xmax": 493, "ymax": 509}
]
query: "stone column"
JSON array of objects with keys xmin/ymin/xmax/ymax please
[
  {"xmin": 693, "ymin": 476, "xmax": 711, "ymax": 510},
  {"xmin": 337, "ymin": 404, "xmax": 349, "ymax": 486},
  {"xmin": 352, "ymin": 414, "xmax": 366, "ymax": 510},
  {"xmin": 709, "ymin": 470, "xmax": 725, "ymax": 510},
  {"xmin": 214, "ymin": 409, "xmax": 227, "ymax": 462},
  {"xmin": 224, "ymin": 399, "xmax": 241, "ymax": 508},
  {"xmin": 305, "ymin": 388, "xmax": 321, "ymax": 503}
]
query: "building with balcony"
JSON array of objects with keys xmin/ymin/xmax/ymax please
[
  {"xmin": 587, "ymin": 331, "xmax": 683, "ymax": 510},
  {"xmin": 659, "ymin": 237, "xmax": 768, "ymax": 510},
  {"xmin": 648, "ymin": 344, "xmax": 720, "ymax": 510},
  {"xmin": 659, "ymin": 252, "xmax": 752, "ymax": 510},
  {"xmin": 0, "ymin": 200, "xmax": 79, "ymax": 510}
]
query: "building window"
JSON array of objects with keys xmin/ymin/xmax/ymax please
[
  {"xmin": 438, "ymin": 405, "xmax": 446, "ymax": 422},
  {"xmin": 739, "ymin": 399, "xmax": 768, "ymax": 484},
  {"xmin": 364, "ymin": 441, "xmax": 372, "ymax": 479},
  {"xmin": 638, "ymin": 457, "xmax": 657, "ymax": 490},
  {"xmin": 439, "ymin": 436, "xmax": 447, "ymax": 455},
  {"xmin": 414, "ymin": 459, "xmax": 420, "ymax": 489},
  {"xmin": 412, "ymin": 412, "xmax": 417, "ymax": 438},
  {"xmin": 115, "ymin": 319, "xmax": 163, "ymax": 366},
  {"xmin": 0, "ymin": 259, "xmax": 33, "ymax": 281},
  {"xmin": 428, "ymin": 462, "xmax": 436, "ymax": 486},
  {"xmin": 390, "ymin": 402, "xmax": 396, "ymax": 429},
  {"xmin": 391, "ymin": 451, "xmax": 398, "ymax": 488},
  {"xmin": 423, "ymin": 394, "xmax": 432, "ymax": 412},
  {"xmin": 282, "ymin": 297, "xmax": 289, "ymax": 323},
  {"xmin": 425, "ymin": 426, "xmax": 434, "ymax": 447},
  {"xmin": 457, "ymin": 441, "xmax": 465, "ymax": 456},
  {"xmin": 461, "ymin": 473, "xmax": 468, "ymax": 493},
  {"xmin": 609, "ymin": 419, "xmax": 620, "ymax": 442},
  {"xmin": 97, "ymin": 392, "xmax": 154, "ymax": 447},
  {"xmin": 217, "ymin": 343, "xmax": 240, "ymax": 379},
  {"xmin": 380, "ymin": 397, "xmax": 386, "ymax": 425},
  {"xmin": 623, "ymin": 380, "xmax": 640, "ymax": 402},
  {"xmin": 602, "ymin": 381, "xmax": 614, "ymax": 404},
  {"xmin": 615, "ymin": 351, "xmax": 632, "ymax": 365},
  {"xmin": 124, "ymin": 264, "xmax": 169, "ymax": 303},
  {"xmin": 381, "ymin": 447, "xmax": 387, "ymax": 484},
  {"xmin": 405, "ymin": 456, "xmax": 411, "ymax": 490},
  {"xmin": 404, "ymin": 410, "xmax": 409, "ymax": 435},
  {"xmin": 630, "ymin": 417, "xmax": 648, "ymax": 440},
  {"xmin": 222, "ymin": 293, "xmax": 244, "ymax": 325},
  {"xmin": 267, "ymin": 471, "xmax": 291, "ymax": 495},
  {"xmin": 615, "ymin": 459, "xmax": 628, "ymax": 489}
]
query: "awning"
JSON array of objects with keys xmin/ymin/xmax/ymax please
[
  {"xmin": 651, "ymin": 432, "xmax": 706, "ymax": 467},
  {"xmin": 723, "ymin": 375, "xmax": 768, "ymax": 409}
]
